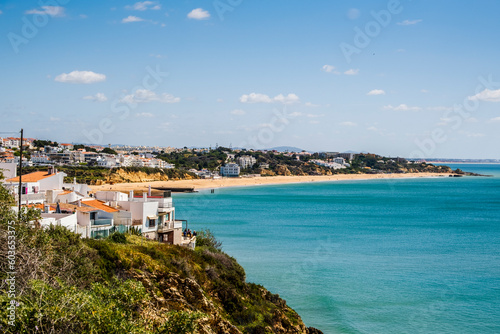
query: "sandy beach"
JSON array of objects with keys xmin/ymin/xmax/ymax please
[{"xmin": 89, "ymin": 172, "xmax": 453, "ymax": 194}]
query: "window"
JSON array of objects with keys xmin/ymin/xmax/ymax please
[{"xmin": 148, "ymin": 218, "xmax": 156, "ymax": 228}]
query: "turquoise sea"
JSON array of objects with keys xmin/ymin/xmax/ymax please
[{"xmin": 173, "ymin": 164, "xmax": 500, "ymax": 334}]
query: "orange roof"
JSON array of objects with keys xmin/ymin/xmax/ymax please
[
  {"xmin": 81, "ymin": 200, "xmax": 118, "ymax": 213},
  {"xmin": 59, "ymin": 190, "xmax": 73, "ymax": 195},
  {"xmin": 75, "ymin": 206, "xmax": 97, "ymax": 213},
  {"xmin": 22, "ymin": 203, "xmax": 44, "ymax": 210},
  {"xmin": 6, "ymin": 171, "xmax": 57, "ymax": 183}
]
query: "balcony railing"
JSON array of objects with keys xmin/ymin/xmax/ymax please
[{"xmin": 91, "ymin": 219, "xmax": 112, "ymax": 226}]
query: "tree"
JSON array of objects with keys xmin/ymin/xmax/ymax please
[{"xmin": 102, "ymin": 148, "xmax": 118, "ymax": 155}]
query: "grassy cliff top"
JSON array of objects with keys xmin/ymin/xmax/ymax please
[{"xmin": 0, "ymin": 218, "xmax": 322, "ymax": 333}]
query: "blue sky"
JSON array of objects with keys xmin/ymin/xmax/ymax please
[{"xmin": 1, "ymin": 0, "xmax": 499, "ymax": 158}]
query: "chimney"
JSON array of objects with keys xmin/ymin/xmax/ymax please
[
  {"xmin": 148, "ymin": 185, "xmax": 151, "ymax": 197},
  {"xmin": 47, "ymin": 166, "xmax": 52, "ymax": 175},
  {"xmin": 143, "ymin": 192, "xmax": 147, "ymax": 201},
  {"xmin": 129, "ymin": 190, "xmax": 134, "ymax": 201},
  {"xmin": 78, "ymin": 199, "xmax": 81, "ymax": 207}
]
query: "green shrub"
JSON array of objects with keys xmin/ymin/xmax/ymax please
[
  {"xmin": 109, "ymin": 232, "xmax": 127, "ymax": 244},
  {"xmin": 159, "ymin": 311, "xmax": 203, "ymax": 334},
  {"xmin": 195, "ymin": 229, "xmax": 222, "ymax": 252}
]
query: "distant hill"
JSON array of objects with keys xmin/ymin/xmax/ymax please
[{"xmin": 266, "ymin": 146, "xmax": 305, "ymax": 152}]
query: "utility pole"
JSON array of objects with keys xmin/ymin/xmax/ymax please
[{"xmin": 18, "ymin": 128, "xmax": 23, "ymax": 218}]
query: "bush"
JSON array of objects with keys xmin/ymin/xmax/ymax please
[
  {"xmin": 159, "ymin": 311, "xmax": 203, "ymax": 334},
  {"xmin": 195, "ymin": 229, "xmax": 222, "ymax": 252},
  {"xmin": 109, "ymin": 232, "xmax": 127, "ymax": 244}
]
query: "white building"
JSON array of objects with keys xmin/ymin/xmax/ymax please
[
  {"xmin": 31, "ymin": 153, "xmax": 51, "ymax": 164},
  {"xmin": 96, "ymin": 155, "xmax": 118, "ymax": 168},
  {"xmin": 4, "ymin": 167, "xmax": 67, "ymax": 204},
  {"xmin": 0, "ymin": 162, "xmax": 17, "ymax": 180},
  {"xmin": 236, "ymin": 156, "xmax": 256, "ymax": 169},
  {"xmin": 40, "ymin": 213, "xmax": 78, "ymax": 234},
  {"xmin": 220, "ymin": 163, "xmax": 240, "ymax": 177},
  {"xmin": 333, "ymin": 157, "xmax": 345, "ymax": 165}
]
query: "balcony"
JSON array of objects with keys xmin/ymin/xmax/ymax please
[
  {"xmin": 158, "ymin": 201, "xmax": 173, "ymax": 208},
  {"xmin": 157, "ymin": 220, "xmax": 183, "ymax": 233},
  {"xmin": 91, "ymin": 219, "xmax": 112, "ymax": 226}
]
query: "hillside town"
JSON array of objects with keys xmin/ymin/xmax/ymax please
[{"xmin": 0, "ymin": 136, "xmax": 357, "ymax": 179}]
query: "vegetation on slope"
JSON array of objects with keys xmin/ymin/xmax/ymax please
[{"xmin": 0, "ymin": 184, "xmax": 321, "ymax": 333}]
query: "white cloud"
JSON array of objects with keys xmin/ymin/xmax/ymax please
[
  {"xmin": 273, "ymin": 93, "xmax": 300, "ymax": 104},
  {"xmin": 367, "ymin": 126, "xmax": 378, "ymax": 131},
  {"xmin": 383, "ymin": 104, "xmax": 421, "ymax": 111},
  {"xmin": 126, "ymin": 1, "xmax": 161, "ymax": 11},
  {"xmin": 187, "ymin": 8, "xmax": 210, "ymax": 20},
  {"xmin": 136, "ymin": 112, "xmax": 154, "ymax": 118},
  {"xmin": 239, "ymin": 93, "xmax": 300, "ymax": 104},
  {"xmin": 0, "ymin": 10, "xmax": 3, "ymax": 15},
  {"xmin": 305, "ymin": 102, "xmax": 320, "ymax": 107},
  {"xmin": 309, "ymin": 120, "xmax": 320, "ymax": 124},
  {"xmin": 216, "ymin": 98, "xmax": 224, "ymax": 103},
  {"xmin": 150, "ymin": 54, "xmax": 166, "ymax": 58},
  {"xmin": 396, "ymin": 49, "xmax": 406, "ymax": 53},
  {"xmin": 322, "ymin": 65, "xmax": 336, "ymax": 73},
  {"xmin": 468, "ymin": 89, "xmax": 500, "ymax": 102},
  {"xmin": 80, "ymin": 14, "xmax": 88, "ymax": 19},
  {"xmin": 460, "ymin": 131, "xmax": 485, "ymax": 138},
  {"xmin": 340, "ymin": 121, "xmax": 357, "ymax": 127},
  {"xmin": 158, "ymin": 122, "xmax": 170, "ymax": 129},
  {"xmin": 466, "ymin": 117, "xmax": 478, "ymax": 123},
  {"xmin": 83, "ymin": 93, "xmax": 108, "ymax": 102},
  {"xmin": 121, "ymin": 89, "xmax": 180, "ymax": 104},
  {"xmin": 25, "ymin": 6, "xmax": 65, "ymax": 17},
  {"xmin": 489, "ymin": 116, "xmax": 500, "ymax": 123},
  {"xmin": 344, "ymin": 69, "xmax": 359, "ymax": 75},
  {"xmin": 307, "ymin": 113, "xmax": 324, "ymax": 118},
  {"xmin": 421, "ymin": 89, "xmax": 429, "ymax": 93},
  {"xmin": 55, "ymin": 71, "xmax": 106, "ymax": 84},
  {"xmin": 367, "ymin": 89, "xmax": 385, "ymax": 96},
  {"xmin": 49, "ymin": 116, "xmax": 60, "ymax": 121},
  {"xmin": 122, "ymin": 15, "xmax": 144, "ymax": 23},
  {"xmin": 231, "ymin": 109, "xmax": 246, "ymax": 115},
  {"xmin": 437, "ymin": 117, "xmax": 452, "ymax": 126},
  {"xmin": 240, "ymin": 93, "xmax": 272, "ymax": 104},
  {"xmin": 398, "ymin": 19, "xmax": 423, "ymax": 26}
]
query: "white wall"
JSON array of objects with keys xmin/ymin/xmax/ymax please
[
  {"xmin": 95, "ymin": 191, "xmax": 129, "ymax": 202},
  {"xmin": 0, "ymin": 162, "xmax": 17, "ymax": 180},
  {"xmin": 39, "ymin": 172, "xmax": 66, "ymax": 191}
]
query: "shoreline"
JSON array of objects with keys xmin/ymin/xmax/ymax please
[{"xmin": 89, "ymin": 172, "xmax": 453, "ymax": 193}]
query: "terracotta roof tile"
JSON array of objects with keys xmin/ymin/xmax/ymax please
[
  {"xmin": 6, "ymin": 171, "xmax": 58, "ymax": 183},
  {"xmin": 81, "ymin": 200, "xmax": 119, "ymax": 213}
]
